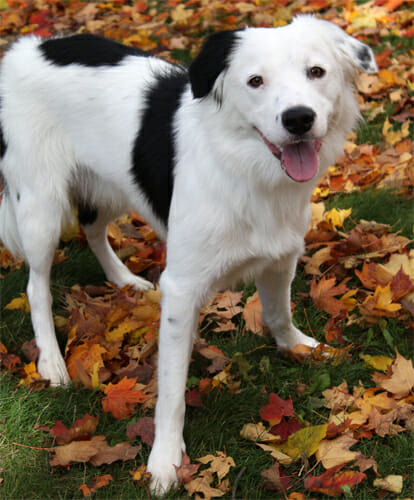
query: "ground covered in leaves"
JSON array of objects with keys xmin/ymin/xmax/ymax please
[{"xmin": 0, "ymin": 0, "xmax": 413, "ymax": 498}]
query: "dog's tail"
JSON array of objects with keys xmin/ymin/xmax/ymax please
[{"xmin": 0, "ymin": 189, "xmax": 24, "ymax": 259}]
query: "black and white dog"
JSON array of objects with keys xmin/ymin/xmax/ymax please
[{"xmin": 0, "ymin": 15, "xmax": 377, "ymax": 491}]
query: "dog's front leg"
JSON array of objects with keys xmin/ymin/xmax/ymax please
[
  {"xmin": 256, "ymin": 255, "xmax": 319, "ymax": 350},
  {"xmin": 147, "ymin": 271, "xmax": 201, "ymax": 494}
]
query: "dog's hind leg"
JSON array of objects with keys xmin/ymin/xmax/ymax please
[
  {"xmin": 81, "ymin": 209, "xmax": 153, "ymax": 291},
  {"xmin": 256, "ymin": 254, "xmax": 320, "ymax": 350},
  {"xmin": 15, "ymin": 192, "xmax": 71, "ymax": 386}
]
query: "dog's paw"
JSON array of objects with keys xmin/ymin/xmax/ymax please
[
  {"xmin": 147, "ymin": 442, "xmax": 183, "ymax": 496},
  {"xmin": 110, "ymin": 271, "xmax": 154, "ymax": 291},
  {"xmin": 37, "ymin": 353, "xmax": 71, "ymax": 386},
  {"xmin": 274, "ymin": 326, "xmax": 320, "ymax": 351}
]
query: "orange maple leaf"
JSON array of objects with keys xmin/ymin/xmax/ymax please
[
  {"xmin": 310, "ymin": 276, "xmax": 349, "ymax": 316},
  {"xmin": 102, "ymin": 377, "xmax": 146, "ymax": 419}
]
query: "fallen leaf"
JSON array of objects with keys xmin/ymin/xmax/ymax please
[
  {"xmin": 373, "ymin": 474, "xmax": 403, "ymax": 493},
  {"xmin": 174, "ymin": 453, "xmax": 201, "ymax": 485},
  {"xmin": 240, "ymin": 422, "xmax": 280, "ymax": 442},
  {"xmin": 304, "ymin": 467, "xmax": 366, "ymax": 496},
  {"xmin": 5, "ymin": 293, "xmax": 30, "ymax": 313},
  {"xmin": 126, "ymin": 416, "xmax": 155, "ymax": 446},
  {"xmin": 242, "ymin": 292, "xmax": 263, "ymax": 334},
  {"xmin": 277, "ymin": 424, "xmax": 328, "ymax": 461},
  {"xmin": 102, "ymin": 377, "xmax": 146, "ymax": 419},
  {"xmin": 316, "ymin": 433, "xmax": 359, "ymax": 469},
  {"xmin": 197, "ymin": 451, "xmax": 235, "ymax": 480},
  {"xmin": 261, "ymin": 462, "xmax": 291, "ymax": 491},
  {"xmin": 36, "ymin": 414, "xmax": 99, "ymax": 445},
  {"xmin": 79, "ymin": 474, "xmax": 113, "ymax": 497},
  {"xmin": 360, "ymin": 354, "xmax": 393, "ymax": 372},
  {"xmin": 377, "ymin": 352, "xmax": 414, "ymax": 398},
  {"xmin": 259, "ymin": 393, "xmax": 295, "ymax": 426}
]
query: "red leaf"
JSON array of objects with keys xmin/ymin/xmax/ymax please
[
  {"xmin": 260, "ymin": 393, "xmax": 295, "ymax": 426},
  {"xmin": 185, "ymin": 388, "xmax": 206, "ymax": 408},
  {"xmin": 270, "ymin": 417, "xmax": 302, "ymax": 442},
  {"xmin": 390, "ymin": 267, "xmax": 414, "ymax": 301},
  {"xmin": 304, "ymin": 467, "xmax": 366, "ymax": 496}
]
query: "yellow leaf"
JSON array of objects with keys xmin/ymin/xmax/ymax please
[
  {"xmin": 5, "ymin": 293, "xmax": 30, "ymax": 313},
  {"xmin": 277, "ymin": 424, "xmax": 328, "ymax": 460},
  {"xmin": 341, "ymin": 289, "xmax": 357, "ymax": 311},
  {"xmin": 18, "ymin": 361, "xmax": 42, "ymax": 386},
  {"xmin": 325, "ymin": 208, "xmax": 352, "ymax": 227},
  {"xmin": 373, "ymin": 475, "xmax": 403, "ymax": 494},
  {"xmin": 374, "ymin": 284, "xmax": 401, "ymax": 312},
  {"xmin": 91, "ymin": 361, "xmax": 101, "ymax": 389},
  {"xmin": 105, "ymin": 318, "xmax": 141, "ymax": 342},
  {"xmin": 360, "ymin": 354, "xmax": 393, "ymax": 372},
  {"xmin": 382, "ymin": 118, "xmax": 410, "ymax": 146},
  {"xmin": 212, "ymin": 362, "xmax": 232, "ymax": 388}
]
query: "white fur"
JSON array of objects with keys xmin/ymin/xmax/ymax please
[{"xmin": 0, "ymin": 16, "xmax": 377, "ymax": 493}]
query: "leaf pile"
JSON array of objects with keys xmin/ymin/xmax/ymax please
[{"xmin": 242, "ymin": 354, "xmax": 414, "ymax": 497}]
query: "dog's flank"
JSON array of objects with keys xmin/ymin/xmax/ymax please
[
  {"xmin": 0, "ymin": 16, "xmax": 377, "ymax": 495},
  {"xmin": 132, "ymin": 70, "xmax": 189, "ymax": 225}
]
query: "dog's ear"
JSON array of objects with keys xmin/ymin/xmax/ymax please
[
  {"xmin": 335, "ymin": 30, "xmax": 378, "ymax": 73},
  {"xmin": 189, "ymin": 30, "xmax": 240, "ymax": 99},
  {"xmin": 293, "ymin": 16, "xmax": 378, "ymax": 74}
]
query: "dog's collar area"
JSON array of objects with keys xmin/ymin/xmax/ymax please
[{"xmin": 255, "ymin": 128, "xmax": 321, "ymax": 182}]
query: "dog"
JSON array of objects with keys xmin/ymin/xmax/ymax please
[{"xmin": 0, "ymin": 15, "xmax": 377, "ymax": 492}]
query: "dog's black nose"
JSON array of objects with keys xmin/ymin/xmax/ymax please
[{"xmin": 281, "ymin": 106, "xmax": 316, "ymax": 135}]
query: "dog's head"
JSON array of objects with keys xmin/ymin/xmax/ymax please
[{"xmin": 189, "ymin": 16, "xmax": 377, "ymax": 183}]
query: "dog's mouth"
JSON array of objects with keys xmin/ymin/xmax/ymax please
[{"xmin": 256, "ymin": 129, "xmax": 322, "ymax": 182}]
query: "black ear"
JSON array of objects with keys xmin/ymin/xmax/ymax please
[{"xmin": 189, "ymin": 30, "xmax": 241, "ymax": 99}]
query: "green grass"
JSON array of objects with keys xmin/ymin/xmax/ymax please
[{"xmin": 1, "ymin": 189, "xmax": 413, "ymax": 499}]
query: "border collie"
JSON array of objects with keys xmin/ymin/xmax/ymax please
[{"xmin": 0, "ymin": 15, "xmax": 377, "ymax": 492}]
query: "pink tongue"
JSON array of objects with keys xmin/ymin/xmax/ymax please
[{"xmin": 281, "ymin": 142, "xmax": 319, "ymax": 182}]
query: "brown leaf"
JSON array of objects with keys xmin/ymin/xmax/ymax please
[
  {"xmin": 242, "ymin": 292, "xmax": 264, "ymax": 334},
  {"xmin": 174, "ymin": 453, "xmax": 201, "ymax": 485},
  {"xmin": 36, "ymin": 414, "xmax": 99, "ymax": 445},
  {"xmin": 316, "ymin": 433, "xmax": 360, "ymax": 469},
  {"xmin": 377, "ymin": 352, "xmax": 414, "ymax": 398},
  {"xmin": 126, "ymin": 417, "xmax": 155, "ymax": 446}
]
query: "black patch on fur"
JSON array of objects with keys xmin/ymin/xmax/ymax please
[
  {"xmin": 0, "ymin": 99, "xmax": 6, "ymax": 159},
  {"xmin": 40, "ymin": 34, "xmax": 149, "ymax": 67},
  {"xmin": 357, "ymin": 46, "xmax": 371, "ymax": 62},
  {"xmin": 0, "ymin": 125, "xmax": 5, "ymax": 159},
  {"xmin": 189, "ymin": 30, "xmax": 241, "ymax": 99},
  {"xmin": 16, "ymin": 192, "xmax": 20, "ymax": 202},
  {"xmin": 355, "ymin": 45, "xmax": 374, "ymax": 71},
  {"xmin": 78, "ymin": 201, "xmax": 98, "ymax": 226},
  {"xmin": 131, "ymin": 69, "xmax": 189, "ymax": 225}
]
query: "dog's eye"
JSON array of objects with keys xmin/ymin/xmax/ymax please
[
  {"xmin": 248, "ymin": 76, "xmax": 264, "ymax": 88},
  {"xmin": 308, "ymin": 66, "xmax": 325, "ymax": 79}
]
